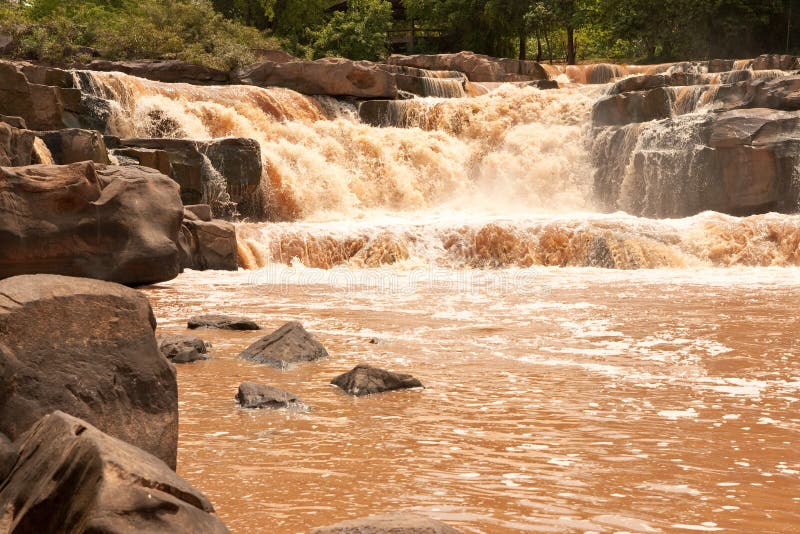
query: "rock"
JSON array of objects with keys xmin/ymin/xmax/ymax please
[
  {"xmin": 746, "ymin": 76, "xmax": 800, "ymax": 111},
  {"xmin": 88, "ymin": 59, "xmax": 230, "ymax": 85},
  {"xmin": 186, "ymin": 203, "xmax": 213, "ymax": 221},
  {"xmin": 592, "ymin": 87, "xmax": 674, "ymax": 126},
  {"xmin": 0, "ymin": 121, "xmax": 36, "ymax": 166},
  {"xmin": 751, "ymin": 54, "xmax": 800, "ymax": 71},
  {"xmin": 239, "ymin": 321, "xmax": 328, "ymax": 369},
  {"xmin": 0, "ymin": 60, "xmax": 79, "ymax": 130},
  {"xmin": 378, "ymin": 64, "xmax": 467, "ymax": 98},
  {"xmin": 0, "ymin": 274, "xmax": 178, "ymax": 467},
  {"xmin": 0, "ymin": 434, "xmax": 16, "ymax": 481},
  {"xmin": 0, "ymin": 411, "xmax": 228, "ymax": 533},
  {"xmin": 331, "ymin": 365, "xmax": 424, "ymax": 397},
  {"xmin": 159, "ymin": 335, "xmax": 210, "ymax": 364},
  {"xmin": 18, "ymin": 62, "xmax": 74, "ymax": 88},
  {"xmin": 236, "ymin": 57, "xmax": 399, "ymax": 99},
  {"xmin": 388, "ymin": 51, "xmax": 547, "ymax": 83},
  {"xmin": 708, "ymin": 59, "xmax": 736, "ymax": 73},
  {"xmin": 37, "ymin": 128, "xmax": 110, "ymax": 164},
  {"xmin": 0, "ymin": 114, "xmax": 26, "ymax": 128},
  {"xmin": 116, "ymin": 137, "xmax": 262, "ymax": 212},
  {"xmin": 310, "ymin": 512, "xmax": 462, "ymax": 534},
  {"xmin": 235, "ymin": 382, "xmax": 302, "ymax": 409},
  {"xmin": 180, "ymin": 217, "xmax": 239, "ymax": 271},
  {"xmin": 188, "ymin": 314, "xmax": 261, "ymax": 330},
  {"xmin": 0, "ymin": 161, "xmax": 183, "ymax": 285},
  {"xmin": 528, "ymin": 79, "xmax": 559, "ymax": 90}
]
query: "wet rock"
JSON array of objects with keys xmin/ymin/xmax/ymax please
[
  {"xmin": 0, "ymin": 274, "xmax": 179, "ymax": 468},
  {"xmin": 179, "ymin": 215, "xmax": 238, "ymax": 271},
  {"xmin": 388, "ymin": 51, "xmax": 547, "ymax": 83},
  {"xmin": 592, "ymin": 87, "xmax": 674, "ymax": 126},
  {"xmin": 188, "ymin": 314, "xmax": 261, "ymax": 330},
  {"xmin": 236, "ymin": 57, "xmax": 398, "ymax": 99},
  {"xmin": 0, "ymin": 411, "xmax": 228, "ymax": 533},
  {"xmin": 37, "ymin": 128, "xmax": 110, "ymax": 164},
  {"xmin": 368, "ymin": 337, "xmax": 381, "ymax": 345},
  {"xmin": 528, "ymin": 79, "xmax": 559, "ymax": 90},
  {"xmin": 116, "ymin": 137, "xmax": 261, "ymax": 212},
  {"xmin": 88, "ymin": 59, "xmax": 230, "ymax": 85},
  {"xmin": 708, "ymin": 59, "xmax": 736, "ymax": 73},
  {"xmin": 0, "ymin": 161, "xmax": 183, "ymax": 285},
  {"xmin": 746, "ymin": 75, "xmax": 800, "ymax": 111},
  {"xmin": 239, "ymin": 321, "xmax": 329, "ymax": 369},
  {"xmin": 331, "ymin": 365, "xmax": 424, "ymax": 397},
  {"xmin": 186, "ymin": 203, "xmax": 213, "ymax": 221},
  {"xmin": 0, "ymin": 434, "xmax": 16, "ymax": 481},
  {"xmin": 159, "ymin": 335, "xmax": 210, "ymax": 364},
  {"xmin": 310, "ymin": 512, "xmax": 462, "ymax": 533},
  {"xmin": 236, "ymin": 382, "xmax": 302, "ymax": 409},
  {"xmin": 751, "ymin": 53, "xmax": 800, "ymax": 71}
]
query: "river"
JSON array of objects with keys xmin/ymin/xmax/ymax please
[{"xmin": 76, "ymin": 66, "xmax": 800, "ymax": 532}]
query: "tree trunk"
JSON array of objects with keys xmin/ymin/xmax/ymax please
[
  {"xmin": 566, "ymin": 25, "xmax": 576, "ymax": 65},
  {"xmin": 536, "ymin": 32, "xmax": 543, "ymax": 62},
  {"xmin": 519, "ymin": 31, "xmax": 527, "ymax": 60},
  {"xmin": 545, "ymin": 31, "xmax": 553, "ymax": 63}
]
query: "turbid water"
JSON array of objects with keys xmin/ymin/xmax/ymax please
[
  {"xmin": 146, "ymin": 268, "xmax": 799, "ymax": 533},
  {"xmin": 76, "ymin": 64, "xmax": 800, "ymax": 532}
]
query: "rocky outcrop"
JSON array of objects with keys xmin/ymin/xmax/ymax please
[
  {"xmin": 159, "ymin": 335, "xmax": 210, "ymax": 364},
  {"xmin": 0, "ymin": 274, "xmax": 179, "ymax": 467},
  {"xmin": 310, "ymin": 512, "xmax": 462, "ymax": 534},
  {"xmin": 180, "ymin": 209, "xmax": 238, "ymax": 271},
  {"xmin": 0, "ymin": 60, "xmax": 81, "ymax": 130},
  {"xmin": 236, "ymin": 382, "xmax": 302, "ymax": 409},
  {"xmin": 592, "ymin": 87, "xmax": 674, "ymax": 126},
  {"xmin": 0, "ymin": 121, "xmax": 37, "ymax": 166},
  {"xmin": 113, "ymin": 137, "xmax": 262, "ymax": 213},
  {"xmin": 751, "ymin": 53, "xmax": 800, "ymax": 71},
  {"xmin": 236, "ymin": 58, "xmax": 398, "ymax": 99},
  {"xmin": 0, "ymin": 161, "xmax": 183, "ymax": 285},
  {"xmin": 239, "ymin": 321, "xmax": 329, "ymax": 369},
  {"xmin": 388, "ymin": 51, "xmax": 547, "ymax": 83},
  {"xmin": 88, "ymin": 59, "xmax": 230, "ymax": 85},
  {"xmin": 0, "ymin": 411, "xmax": 228, "ymax": 533},
  {"xmin": 331, "ymin": 365, "xmax": 424, "ymax": 397},
  {"xmin": 188, "ymin": 314, "xmax": 261, "ymax": 330}
]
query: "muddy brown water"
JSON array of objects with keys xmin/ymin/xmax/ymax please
[{"xmin": 144, "ymin": 267, "xmax": 800, "ymax": 533}]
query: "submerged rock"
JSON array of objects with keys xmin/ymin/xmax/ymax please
[
  {"xmin": 239, "ymin": 321, "xmax": 329, "ymax": 369},
  {"xmin": 0, "ymin": 161, "xmax": 183, "ymax": 285},
  {"xmin": 159, "ymin": 335, "xmax": 210, "ymax": 364},
  {"xmin": 188, "ymin": 314, "xmax": 261, "ymax": 330},
  {"xmin": 331, "ymin": 365, "xmax": 424, "ymax": 397},
  {"xmin": 0, "ymin": 411, "xmax": 229, "ymax": 533},
  {"xmin": 0, "ymin": 274, "xmax": 179, "ymax": 468},
  {"xmin": 310, "ymin": 512, "xmax": 462, "ymax": 533},
  {"xmin": 236, "ymin": 382, "xmax": 302, "ymax": 409}
]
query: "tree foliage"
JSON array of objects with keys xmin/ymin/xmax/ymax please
[{"xmin": 310, "ymin": 0, "xmax": 393, "ymax": 60}]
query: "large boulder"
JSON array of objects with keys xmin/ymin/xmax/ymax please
[
  {"xmin": 0, "ymin": 411, "xmax": 228, "ymax": 533},
  {"xmin": 0, "ymin": 161, "xmax": 183, "ymax": 285},
  {"xmin": 88, "ymin": 59, "xmax": 230, "ymax": 85},
  {"xmin": 180, "ymin": 210, "xmax": 238, "ymax": 271},
  {"xmin": 0, "ymin": 274, "xmax": 178, "ymax": 467},
  {"xmin": 592, "ymin": 87, "xmax": 674, "ymax": 126},
  {"xmin": 236, "ymin": 382, "xmax": 302, "ymax": 409},
  {"xmin": 388, "ymin": 51, "xmax": 547, "ymax": 83},
  {"xmin": 239, "ymin": 321, "xmax": 329, "ymax": 369},
  {"xmin": 751, "ymin": 54, "xmax": 800, "ymax": 71},
  {"xmin": 331, "ymin": 365, "xmax": 424, "ymax": 397},
  {"xmin": 0, "ymin": 121, "xmax": 36, "ymax": 166},
  {"xmin": 115, "ymin": 137, "xmax": 261, "ymax": 213},
  {"xmin": 37, "ymin": 127, "xmax": 110, "ymax": 164},
  {"xmin": 235, "ymin": 58, "xmax": 398, "ymax": 99},
  {"xmin": 310, "ymin": 512, "xmax": 462, "ymax": 534}
]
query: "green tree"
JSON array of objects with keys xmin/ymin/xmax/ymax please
[{"xmin": 309, "ymin": 0, "xmax": 392, "ymax": 60}]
